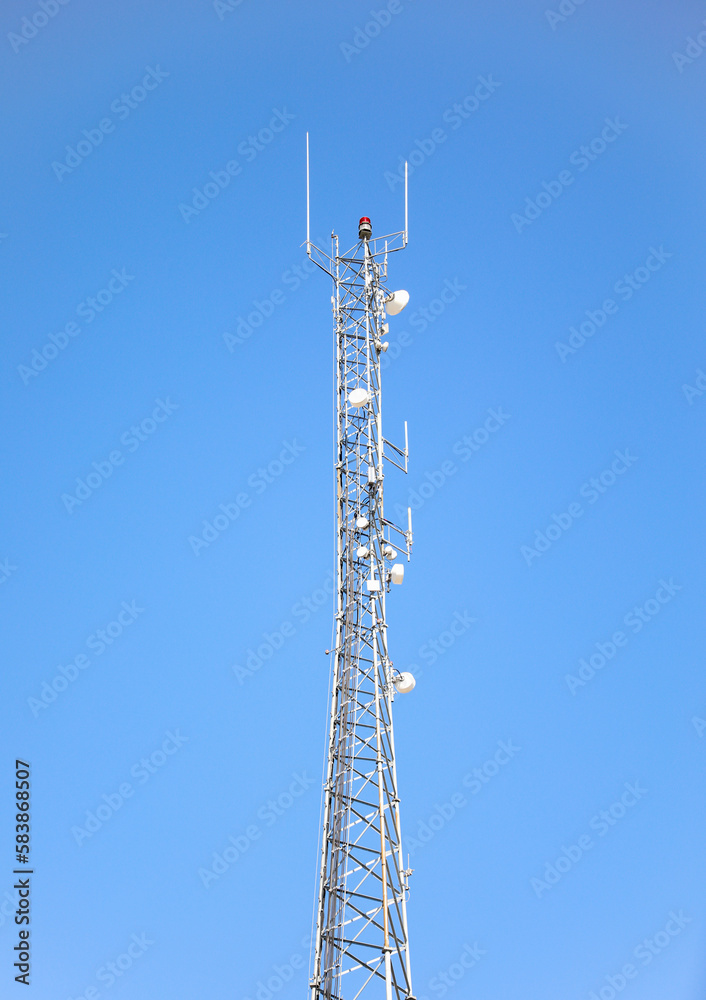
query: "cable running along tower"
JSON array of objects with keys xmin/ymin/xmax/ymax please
[{"xmin": 306, "ymin": 137, "xmax": 417, "ymax": 1000}]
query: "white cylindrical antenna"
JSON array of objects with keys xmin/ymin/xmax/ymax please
[
  {"xmin": 306, "ymin": 132, "xmax": 310, "ymax": 247},
  {"xmin": 404, "ymin": 420, "xmax": 408, "ymax": 470},
  {"xmin": 404, "ymin": 160, "xmax": 408, "ymax": 241}
]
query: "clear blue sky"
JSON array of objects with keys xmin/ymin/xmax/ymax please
[{"xmin": 2, "ymin": 1, "xmax": 705, "ymax": 997}]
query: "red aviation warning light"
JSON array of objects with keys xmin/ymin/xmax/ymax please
[{"xmin": 358, "ymin": 216, "xmax": 372, "ymax": 239}]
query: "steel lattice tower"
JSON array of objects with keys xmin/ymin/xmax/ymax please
[{"xmin": 306, "ymin": 142, "xmax": 416, "ymax": 1000}]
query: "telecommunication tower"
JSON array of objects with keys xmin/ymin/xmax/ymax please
[{"xmin": 305, "ymin": 136, "xmax": 417, "ymax": 1000}]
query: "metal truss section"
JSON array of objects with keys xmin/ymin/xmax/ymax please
[{"xmin": 307, "ymin": 216, "xmax": 415, "ymax": 1000}]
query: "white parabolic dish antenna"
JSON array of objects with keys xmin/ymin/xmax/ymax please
[
  {"xmin": 385, "ymin": 290, "xmax": 409, "ymax": 315},
  {"xmin": 348, "ymin": 387, "xmax": 370, "ymax": 407},
  {"xmin": 393, "ymin": 672, "xmax": 416, "ymax": 694}
]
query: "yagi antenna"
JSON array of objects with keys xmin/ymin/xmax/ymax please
[{"xmin": 305, "ymin": 133, "xmax": 408, "ymax": 249}]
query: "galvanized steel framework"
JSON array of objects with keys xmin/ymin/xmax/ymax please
[{"xmin": 306, "ymin": 190, "xmax": 415, "ymax": 1000}]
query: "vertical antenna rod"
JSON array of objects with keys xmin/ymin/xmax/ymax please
[{"xmin": 404, "ymin": 161, "xmax": 408, "ymax": 243}]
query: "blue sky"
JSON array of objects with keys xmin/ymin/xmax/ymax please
[{"xmin": 1, "ymin": 0, "xmax": 705, "ymax": 997}]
